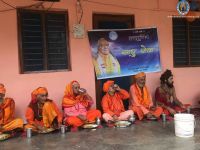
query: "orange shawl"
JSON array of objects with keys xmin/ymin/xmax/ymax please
[
  {"xmin": 0, "ymin": 98, "xmax": 15, "ymax": 125},
  {"xmin": 62, "ymin": 81, "xmax": 89, "ymax": 109},
  {"xmin": 134, "ymin": 84, "xmax": 151, "ymax": 108}
]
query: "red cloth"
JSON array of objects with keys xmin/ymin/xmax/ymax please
[{"xmin": 155, "ymin": 87, "xmax": 190, "ymax": 115}]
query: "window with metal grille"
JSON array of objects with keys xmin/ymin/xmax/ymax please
[
  {"xmin": 173, "ymin": 18, "xmax": 200, "ymax": 67},
  {"xmin": 17, "ymin": 9, "xmax": 71, "ymax": 73}
]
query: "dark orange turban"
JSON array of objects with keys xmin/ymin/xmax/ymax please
[
  {"xmin": 31, "ymin": 87, "xmax": 48, "ymax": 103},
  {"xmin": 103, "ymin": 80, "xmax": 114, "ymax": 92},
  {"xmin": 134, "ymin": 72, "xmax": 146, "ymax": 79}
]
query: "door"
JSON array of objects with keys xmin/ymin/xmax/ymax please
[{"xmin": 93, "ymin": 14, "xmax": 135, "ymax": 111}]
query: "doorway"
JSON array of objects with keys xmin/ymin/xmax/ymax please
[{"xmin": 93, "ymin": 13, "xmax": 135, "ymax": 111}]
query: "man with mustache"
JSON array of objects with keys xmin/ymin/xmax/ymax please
[
  {"xmin": 25, "ymin": 87, "xmax": 62, "ymax": 133},
  {"xmin": 155, "ymin": 69, "xmax": 190, "ymax": 116},
  {"xmin": 129, "ymin": 72, "xmax": 163, "ymax": 120}
]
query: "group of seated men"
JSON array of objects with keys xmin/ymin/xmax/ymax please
[{"xmin": 0, "ymin": 69, "xmax": 190, "ymax": 140}]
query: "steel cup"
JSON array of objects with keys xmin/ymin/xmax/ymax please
[
  {"xmin": 78, "ymin": 88, "xmax": 86, "ymax": 94},
  {"xmin": 60, "ymin": 125, "xmax": 66, "ymax": 134},
  {"xmin": 113, "ymin": 84, "xmax": 118, "ymax": 88},
  {"xmin": 96, "ymin": 117, "xmax": 101, "ymax": 125},
  {"xmin": 187, "ymin": 107, "xmax": 190, "ymax": 113},
  {"xmin": 129, "ymin": 114, "xmax": 135, "ymax": 123},
  {"xmin": 162, "ymin": 113, "xmax": 166, "ymax": 122},
  {"xmin": 27, "ymin": 128, "xmax": 32, "ymax": 138}
]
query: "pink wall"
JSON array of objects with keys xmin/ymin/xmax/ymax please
[{"xmin": 0, "ymin": 0, "xmax": 200, "ymax": 120}]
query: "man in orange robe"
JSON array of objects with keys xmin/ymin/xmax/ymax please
[
  {"xmin": 62, "ymin": 81, "xmax": 101, "ymax": 128},
  {"xmin": 129, "ymin": 72, "xmax": 163, "ymax": 120},
  {"xmin": 25, "ymin": 87, "xmax": 62, "ymax": 133},
  {"xmin": 0, "ymin": 84, "xmax": 23, "ymax": 139},
  {"xmin": 155, "ymin": 69, "xmax": 190, "ymax": 116},
  {"xmin": 101, "ymin": 80, "xmax": 133, "ymax": 122}
]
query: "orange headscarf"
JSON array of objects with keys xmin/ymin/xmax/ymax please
[
  {"xmin": 62, "ymin": 81, "xmax": 89, "ymax": 109},
  {"xmin": 134, "ymin": 72, "xmax": 146, "ymax": 79},
  {"xmin": 0, "ymin": 84, "xmax": 6, "ymax": 94},
  {"xmin": 31, "ymin": 87, "xmax": 48, "ymax": 103},
  {"xmin": 64, "ymin": 80, "xmax": 79, "ymax": 97},
  {"xmin": 103, "ymin": 80, "xmax": 114, "ymax": 92}
]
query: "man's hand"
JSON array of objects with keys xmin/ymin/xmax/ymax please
[
  {"xmin": 77, "ymin": 114, "xmax": 87, "ymax": 121},
  {"xmin": 0, "ymin": 125, "xmax": 3, "ymax": 132},
  {"xmin": 146, "ymin": 113, "xmax": 153, "ymax": 119},
  {"xmin": 150, "ymin": 106, "xmax": 156, "ymax": 111},
  {"xmin": 112, "ymin": 115, "xmax": 119, "ymax": 121},
  {"xmin": 84, "ymin": 93, "xmax": 93, "ymax": 102},
  {"xmin": 35, "ymin": 124, "xmax": 47, "ymax": 131},
  {"xmin": 52, "ymin": 118, "xmax": 59, "ymax": 129},
  {"xmin": 114, "ymin": 84, "xmax": 121, "ymax": 91},
  {"xmin": 181, "ymin": 104, "xmax": 186, "ymax": 109},
  {"xmin": 78, "ymin": 88, "xmax": 87, "ymax": 95},
  {"xmin": 168, "ymin": 108, "xmax": 176, "ymax": 115}
]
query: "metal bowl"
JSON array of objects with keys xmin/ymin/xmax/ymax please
[
  {"xmin": 38, "ymin": 128, "xmax": 55, "ymax": 134},
  {"xmin": 82, "ymin": 124, "xmax": 98, "ymax": 129},
  {"xmin": 0, "ymin": 134, "xmax": 11, "ymax": 141},
  {"xmin": 114, "ymin": 121, "xmax": 131, "ymax": 128}
]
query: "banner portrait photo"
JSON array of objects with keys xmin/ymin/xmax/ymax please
[{"xmin": 88, "ymin": 27, "xmax": 161, "ymax": 79}]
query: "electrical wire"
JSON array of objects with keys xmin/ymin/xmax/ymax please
[
  {"xmin": 0, "ymin": 1, "xmax": 52, "ymax": 13},
  {"xmin": 0, "ymin": 8, "xmax": 14, "ymax": 12},
  {"xmin": 0, "ymin": 0, "xmax": 16, "ymax": 9},
  {"xmin": 0, "ymin": 0, "xmax": 176, "ymax": 14},
  {"xmin": 83, "ymin": 0, "xmax": 176, "ymax": 13},
  {"xmin": 46, "ymin": 2, "xmax": 54, "ymax": 11},
  {"xmin": 78, "ymin": 0, "xmax": 83, "ymax": 23},
  {"xmin": 76, "ymin": 0, "xmax": 84, "ymax": 24}
]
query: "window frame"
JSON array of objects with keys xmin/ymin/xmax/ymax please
[
  {"xmin": 173, "ymin": 18, "xmax": 200, "ymax": 68},
  {"xmin": 17, "ymin": 8, "xmax": 71, "ymax": 74},
  {"xmin": 93, "ymin": 13, "xmax": 135, "ymax": 29}
]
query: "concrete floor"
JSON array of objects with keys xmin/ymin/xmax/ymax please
[{"xmin": 1, "ymin": 119, "xmax": 200, "ymax": 150}]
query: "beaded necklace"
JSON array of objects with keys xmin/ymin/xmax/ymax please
[{"xmin": 161, "ymin": 85, "xmax": 174, "ymax": 103}]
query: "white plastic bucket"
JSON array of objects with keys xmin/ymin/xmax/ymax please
[{"xmin": 174, "ymin": 113, "xmax": 195, "ymax": 138}]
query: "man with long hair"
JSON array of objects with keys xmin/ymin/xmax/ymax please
[{"xmin": 155, "ymin": 69, "xmax": 190, "ymax": 115}]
